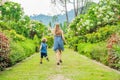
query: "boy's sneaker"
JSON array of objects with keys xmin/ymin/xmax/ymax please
[
  {"xmin": 46, "ymin": 58, "xmax": 49, "ymax": 61},
  {"xmin": 40, "ymin": 62, "xmax": 42, "ymax": 64}
]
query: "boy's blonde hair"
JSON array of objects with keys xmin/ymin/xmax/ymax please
[{"xmin": 41, "ymin": 38, "xmax": 47, "ymax": 43}]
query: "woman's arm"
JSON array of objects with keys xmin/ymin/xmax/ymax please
[{"xmin": 49, "ymin": 27, "xmax": 55, "ymax": 35}]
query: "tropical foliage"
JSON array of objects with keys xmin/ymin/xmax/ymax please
[
  {"xmin": 0, "ymin": 1, "xmax": 23, "ymax": 21},
  {"xmin": 69, "ymin": 0, "xmax": 120, "ymax": 36},
  {"xmin": 67, "ymin": 0, "xmax": 120, "ymax": 71},
  {"xmin": 0, "ymin": 1, "xmax": 47, "ymax": 71}
]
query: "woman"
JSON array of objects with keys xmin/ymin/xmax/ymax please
[{"xmin": 52, "ymin": 23, "xmax": 66, "ymax": 65}]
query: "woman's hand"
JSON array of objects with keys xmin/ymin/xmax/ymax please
[{"xmin": 64, "ymin": 40, "xmax": 67, "ymax": 45}]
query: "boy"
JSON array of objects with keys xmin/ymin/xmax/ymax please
[{"xmin": 39, "ymin": 38, "xmax": 49, "ymax": 64}]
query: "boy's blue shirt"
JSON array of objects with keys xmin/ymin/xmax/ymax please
[{"xmin": 40, "ymin": 42, "xmax": 47, "ymax": 53}]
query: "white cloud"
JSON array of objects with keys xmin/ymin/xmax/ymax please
[
  {"xmin": 10, "ymin": 0, "xmax": 99, "ymax": 16},
  {"xmin": 10, "ymin": 0, "xmax": 55, "ymax": 16}
]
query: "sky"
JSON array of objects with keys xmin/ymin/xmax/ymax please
[{"xmin": 10, "ymin": 0, "xmax": 99, "ymax": 16}]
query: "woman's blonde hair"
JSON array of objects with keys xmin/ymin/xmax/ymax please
[{"xmin": 54, "ymin": 23, "xmax": 62, "ymax": 35}]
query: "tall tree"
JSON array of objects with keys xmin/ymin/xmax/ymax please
[
  {"xmin": 51, "ymin": 0, "xmax": 94, "ymax": 25},
  {"xmin": 64, "ymin": 0, "xmax": 69, "ymax": 26},
  {"xmin": 73, "ymin": 0, "xmax": 78, "ymax": 17},
  {"xmin": 51, "ymin": 0, "xmax": 70, "ymax": 26},
  {"xmin": 72, "ymin": 0, "xmax": 93, "ymax": 17},
  {"xmin": 52, "ymin": 15, "xmax": 58, "ymax": 25}
]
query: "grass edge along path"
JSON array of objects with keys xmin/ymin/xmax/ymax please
[{"xmin": 0, "ymin": 48, "xmax": 120, "ymax": 80}]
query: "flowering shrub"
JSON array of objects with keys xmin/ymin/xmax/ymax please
[
  {"xmin": 9, "ymin": 30, "xmax": 26, "ymax": 41},
  {"xmin": 0, "ymin": 1, "xmax": 23, "ymax": 21},
  {"xmin": 69, "ymin": 0, "xmax": 120, "ymax": 36},
  {"xmin": 0, "ymin": 32, "xmax": 10, "ymax": 71},
  {"xmin": 107, "ymin": 33, "xmax": 120, "ymax": 70},
  {"xmin": 30, "ymin": 20, "xmax": 47, "ymax": 39}
]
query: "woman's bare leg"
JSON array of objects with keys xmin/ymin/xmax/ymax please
[
  {"xmin": 59, "ymin": 50, "xmax": 62, "ymax": 62},
  {"xmin": 56, "ymin": 50, "xmax": 60, "ymax": 65}
]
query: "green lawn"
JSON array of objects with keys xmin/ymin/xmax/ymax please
[{"xmin": 0, "ymin": 48, "xmax": 120, "ymax": 80}]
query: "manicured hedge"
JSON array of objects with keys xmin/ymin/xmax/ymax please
[{"xmin": 9, "ymin": 39, "xmax": 36, "ymax": 65}]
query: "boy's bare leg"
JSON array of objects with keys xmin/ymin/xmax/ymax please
[{"xmin": 40, "ymin": 58, "xmax": 42, "ymax": 64}]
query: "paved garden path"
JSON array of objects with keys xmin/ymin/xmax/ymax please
[{"xmin": 0, "ymin": 49, "xmax": 120, "ymax": 80}]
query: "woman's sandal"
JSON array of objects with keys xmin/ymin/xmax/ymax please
[
  {"xmin": 57, "ymin": 62, "xmax": 60, "ymax": 65},
  {"xmin": 59, "ymin": 60, "xmax": 62, "ymax": 63}
]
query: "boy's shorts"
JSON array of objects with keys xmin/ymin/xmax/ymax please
[{"xmin": 41, "ymin": 52, "xmax": 47, "ymax": 58}]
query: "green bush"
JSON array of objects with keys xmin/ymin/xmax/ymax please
[
  {"xmin": 45, "ymin": 36, "xmax": 54, "ymax": 48},
  {"xmin": 67, "ymin": 25, "xmax": 119, "ymax": 51},
  {"xmin": 85, "ymin": 25, "xmax": 117, "ymax": 43},
  {"xmin": 90, "ymin": 42, "xmax": 108, "ymax": 64},
  {"xmin": 9, "ymin": 42, "xmax": 25, "ymax": 65},
  {"xmin": 9, "ymin": 39, "xmax": 36, "ymax": 65},
  {"xmin": 77, "ymin": 42, "xmax": 108, "ymax": 64},
  {"xmin": 0, "ymin": 21, "xmax": 10, "ymax": 30},
  {"xmin": 5, "ymin": 30, "xmax": 26, "ymax": 41},
  {"xmin": 77, "ymin": 43, "xmax": 93, "ymax": 58},
  {"xmin": 67, "ymin": 36, "xmax": 79, "ymax": 51},
  {"xmin": 33, "ymin": 35, "xmax": 40, "ymax": 52}
]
